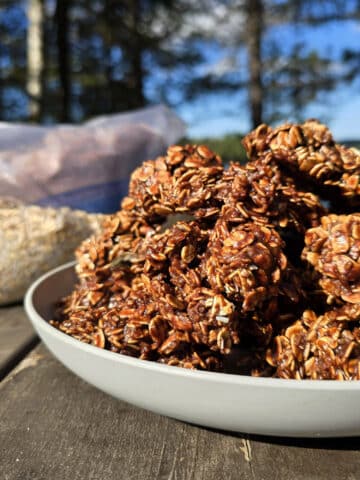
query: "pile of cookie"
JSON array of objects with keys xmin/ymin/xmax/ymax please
[{"xmin": 53, "ymin": 120, "xmax": 360, "ymax": 379}]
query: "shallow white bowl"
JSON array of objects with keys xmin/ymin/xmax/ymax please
[{"xmin": 25, "ymin": 262, "xmax": 360, "ymax": 438}]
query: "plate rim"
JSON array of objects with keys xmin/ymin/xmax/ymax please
[{"xmin": 24, "ymin": 261, "xmax": 360, "ymax": 391}]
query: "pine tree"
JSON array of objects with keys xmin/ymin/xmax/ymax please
[{"xmin": 176, "ymin": 0, "xmax": 360, "ymax": 128}]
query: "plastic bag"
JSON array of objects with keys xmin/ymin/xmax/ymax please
[{"xmin": 0, "ymin": 105, "xmax": 185, "ymax": 212}]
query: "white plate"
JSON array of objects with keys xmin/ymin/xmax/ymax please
[{"xmin": 25, "ymin": 262, "xmax": 360, "ymax": 438}]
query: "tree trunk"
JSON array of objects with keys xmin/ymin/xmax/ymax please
[
  {"xmin": 127, "ymin": 0, "xmax": 145, "ymax": 109},
  {"xmin": 55, "ymin": 0, "xmax": 71, "ymax": 122},
  {"xmin": 245, "ymin": 0, "xmax": 264, "ymax": 128},
  {"xmin": 104, "ymin": 0, "xmax": 114, "ymax": 114},
  {"xmin": 27, "ymin": 0, "xmax": 44, "ymax": 122}
]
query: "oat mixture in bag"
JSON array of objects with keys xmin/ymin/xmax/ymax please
[{"xmin": 0, "ymin": 199, "xmax": 104, "ymax": 305}]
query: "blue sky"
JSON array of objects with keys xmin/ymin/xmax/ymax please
[
  {"xmin": 180, "ymin": 16, "xmax": 360, "ymax": 140},
  {"xmin": 1, "ymin": 1, "xmax": 359, "ymax": 141}
]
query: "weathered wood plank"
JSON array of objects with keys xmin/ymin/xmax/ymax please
[
  {"xmin": 0, "ymin": 306, "xmax": 37, "ymax": 380},
  {"xmin": 1, "ymin": 343, "xmax": 360, "ymax": 480},
  {"xmin": 249, "ymin": 435, "xmax": 360, "ymax": 480},
  {"xmin": 0, "ymin": 345, "xmax": 253, "ymax": 480}
]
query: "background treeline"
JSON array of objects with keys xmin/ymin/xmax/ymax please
[{"xmin": 1, "ymin": 0, "xmax": 360, "ymax": 136}]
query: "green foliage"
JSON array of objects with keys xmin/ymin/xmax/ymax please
[{"xmin": 343, "ymin": 140, "xmax": 360, "ymax": 150}]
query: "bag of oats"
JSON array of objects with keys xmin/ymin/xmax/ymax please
[{"xmin": 0, "ymin": 199, "xmax": 105, "ymax": 305}]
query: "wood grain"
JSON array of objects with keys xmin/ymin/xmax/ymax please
[
  {"xmin": 0, "ymin": 306, "xmax": 37, "ymax": 380},
  {"xmin": 1, "ymin": 343, "xmax": 360, "ymax": 480}
]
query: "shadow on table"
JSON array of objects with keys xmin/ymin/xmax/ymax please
[{"xmin": 197, "ymin": 425, "xmax": 360, "ymax": 451}]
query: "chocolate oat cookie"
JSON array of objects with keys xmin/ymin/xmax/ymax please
[
  {"xmin": 302, "ymin": 213, "xmax": 360, "ymax": 305},
  {"xmin": 266, "ymin": 308, "xmax": 360, "ymax": 380},
  {"xmin": 242, "ymin": 119, "xmax": 360, "ymax": 208},
  {"xmin": 53, "ymin": 120, "xmax": 360, "ymax": 378}
]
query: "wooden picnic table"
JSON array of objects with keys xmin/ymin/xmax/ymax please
[{"xmin": 1, "ymin": 305, "xmax": 360, "ymax": 480}]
